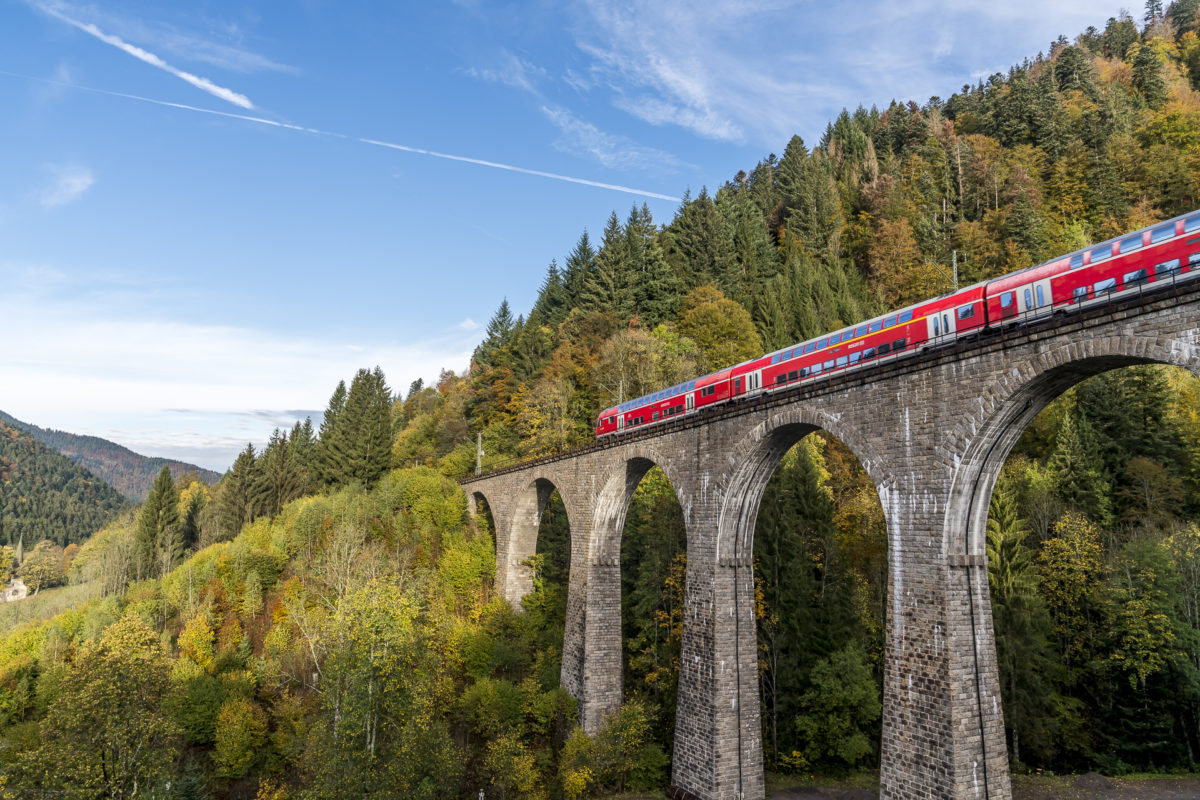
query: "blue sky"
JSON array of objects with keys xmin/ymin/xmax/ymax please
[{"xmin": 1, "ymin": 0, "xmax": 1107, "ymax": 471}]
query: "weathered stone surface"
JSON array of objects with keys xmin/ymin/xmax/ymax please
[{"xmin": 463, "ymin": 285, "xmax": 1200, "ymax": 800}]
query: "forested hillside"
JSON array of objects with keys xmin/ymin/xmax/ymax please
[
  {"xmin": 0, "ymin": 421, "xmax": 129, "ymax": 551},
  {"xmin": 1, "ymin": 5, "xmax": 1200, "ymax": 799},
  {"xmin": 0, "ymin": 410, "xmax": 219, "ymax": 501}
]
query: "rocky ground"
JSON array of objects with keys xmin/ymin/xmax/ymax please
[{"xmin": 762, "ymin": 773, "xmax": 1200, "ymax": 799}]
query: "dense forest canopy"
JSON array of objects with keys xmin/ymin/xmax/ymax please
[
  {"xmin": 2, "ymin": 5, "xmax": 1200, "ymax": 798},
  {"xmin": 0, "ymin": 421, "xmax": 129, "ymax": 551}
]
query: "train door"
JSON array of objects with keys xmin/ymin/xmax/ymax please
[
  {"xmin": 927, "ymin": 309, "xmax": 956, "ymax": 339},
  {"xmin": 686, "ymin": 392, "xmax": 695, "ymax": 412},
  {"xmin": 1017, "ymin": 279, "xmax": 1052, "ymax": 315},
  {"xmin": 616, "ymin": 414, "xmax": 624, "ymax": 432},
  {"xmin": 746, "ymin": 370, "xmax": 763, "ymax": 394}
]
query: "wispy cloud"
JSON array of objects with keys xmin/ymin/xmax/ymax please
[
  {"xmin": 39, "ymin": 164, "xmax": 94, "ymax": 207},
  {"xmin": 464, "ymin": 50, "xmax": 688, "ymax": 174},
  {"xmin": 35, "ymin": 3, "xmax": 255, "ymax": 109},
  {"xmin": 540, "ymin": 105, "xmax": 689, "ymax": 172},
  {"xmin": 0, "ymin": 266, "xmax": 479, "ymax": 470},
  {"xmin": 457, "ymin": 318, "xmax": 480, "ymax": 331},
  {"xmin": 465, "ymin": 51, "xmax": 545, "ymax": 92},
  {"xmin": 572, "ymin": 0, "xmax": 1105, "ymax": 147}
]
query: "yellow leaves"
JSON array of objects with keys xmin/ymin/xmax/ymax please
[
  {"xmin": 869, "ymin": 217, "xmax": 947, "ymax": 307},
  {"xmin": 177, "ymin": 612, "xmax": 215, "ymax": 672},
  {"xmin": 676, "ymin": 284, "xmax": 762, "ymax": 372},
  {"xmin": 213, "ymin": 696, "xmax": 269, "ymax": 778}
]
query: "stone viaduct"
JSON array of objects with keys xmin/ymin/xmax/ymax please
[{"xmin": 460, "ymin": 282, "xmax": 1200, "ymax": 800}]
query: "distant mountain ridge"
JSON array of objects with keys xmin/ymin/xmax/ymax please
[
  {"xmin": 0, "ymin": 420, "xmax": 129, "ymax": 547},
  {"xmin": 0, "ymin": 411, "xmax": 220, "ymax": 501}
]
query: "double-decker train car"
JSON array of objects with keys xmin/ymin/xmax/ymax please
[{"xmin": 595, "ymin": 210, "xmax": 1200, "ymax": 438}]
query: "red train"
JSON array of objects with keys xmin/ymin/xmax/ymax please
[{"xmin": 596, "ymin": 210, "xmax": 1200, "ymax": 438}]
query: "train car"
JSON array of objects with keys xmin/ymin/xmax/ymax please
[
  {"xmin": 596, "ymin": 210, "xmax": 1200, "ymax": 439},
  {"xmin": 1047, "ymin": 212, "xmax": 1200, "ymax": 309}
]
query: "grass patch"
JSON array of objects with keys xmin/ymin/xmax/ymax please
[{"xmin": 0, "ymin": 583, "xmax": 95, "ymax": 636}]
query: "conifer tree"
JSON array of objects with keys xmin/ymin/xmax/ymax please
[
  {"xmin": 219, "ymin": 445, "xmax": 258, "ymax": 539},
  {"xmin": 135, "ymin": 467, "xmax": 179, "ymax": 580},
  {"xmin": 583, "ymin": 212, "xmax": 630, "ymax": 315},
  {"xmin": 1050, "ymin": 410, "xmax": 1113, "ymax": 526},
  {"xmin": 529, "ymin": 260, "xmax": 568, "ymax": 328},
  {"xmin": 562, "ymin": 230, "xmax": 596, "ymax": 308},
  {"xmin": 1133, "ymin": 43, "xmax": 1169, "ymax": 109},
  {"xmin": 340, "ymin": 367, "xmax": 394, "ymax": 487},
  {"xmin": 317, "ymin": 381, "xmax": 349, "ymax": 486},
  {"xmin": 255, "ymin": 428, "xmax": 305, "ymax": 518}
]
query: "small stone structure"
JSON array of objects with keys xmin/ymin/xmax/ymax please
[
  {"xmin": 462, "ymin": 283, "xmax": 1200, "ymax": 800},
  {"xmin": 1, "ymin": 579, "xmax": 28, "ymax": 603}
]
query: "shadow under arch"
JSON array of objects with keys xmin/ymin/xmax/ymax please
[
  {"xmin": 946, "ymin": 336, "xmax": 1200, "ymax": 561},
  {"xmin": 467, "ymin": 489, "xmax": 497, "ymax": 547}
]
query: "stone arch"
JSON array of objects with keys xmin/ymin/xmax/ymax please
[
  {"xmin": 589, "ymin": 443, "xmax": 690, "ymax": 565},
  {"xmin": 501, "ymin": 473, "xmax": 576, "ymax": 605},
  {"xmin": 467, "ymin": 489, "xmax": 498, "ymax": 545},
  {"xmin": 717, "ymin": 404, "xmax": 889, "ymax": 562},
  {"xmin": 945, "ymin": 333, "xmax": 1200, "ymax": 560},
  {"xmin": 575, "ymin": 445, "xmax": 690, "ymax": 734}
]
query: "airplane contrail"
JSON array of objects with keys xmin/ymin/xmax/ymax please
[
  {"xmin": 35, "ymin": 4, "xmax": 255, "ymax": 110},
  {"xmin": 0, "ymin": 71, "xmax": 681, "ymax": 202}
]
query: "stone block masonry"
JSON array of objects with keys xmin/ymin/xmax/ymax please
[{"xmin": 463, "ymin": 284, "xmax": 1200, "ymax": 800}]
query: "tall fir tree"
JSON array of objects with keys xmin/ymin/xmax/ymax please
[
  {"xmin": 135, "ymin": 467, "xmax": 179, "ymax": 580},
  {"xmin": 219, "ymin": 445, "xmax": 258, "ymax": 539},
  {"xmin": 340, "ymin": 367, "xmax": 394, "ymax": 487},
  {"xmin": 316, "ymin": 381, "xmax": 349, "ymax": 486}
]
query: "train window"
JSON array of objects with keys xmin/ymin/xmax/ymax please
[
  {"xmin": 1119, "ymin": 235, "xmax": 1142, "ymax": 253},
  {"xmin": 850, "ymin": 352, "xmax": 861, "ymax": 364},
  {"xmin": 999, "ymin": 292, "xmax": 1013, "ymax": 308},
  {"xmin": 652, "ymin": 411, "xmax": 660, "ymax": 420},
  {"xmin": 869, "ymin": 320, "xmax": 882, "ymax": 333},
  {"xmin": 957, "ymin": 305, "xmax": 976, "ymax": 320},
  {"xmin": 1070, "ymin": 253, "xmax": 1084, "ymax": 269},
  {"xmin": 811, "ymin": 363, "xmax": 822, "ymax": 375},
  {"xmin": 1091, "ymin": 244, "xmax": 1113, "ymax": 262},
  {"xmin": 1151, "ymin": 225, "xmax": 1174, "ymax": 242},
  {"xmin": 788, "ymin": 370, "xmax": 799, "ymax": 381},
  {"xmin": 799, "ymin": 368, "xmax": 809, "ymax": 378},
  {"xmin": 1157, "ymin": 258, "xmax": 1181, "ymax": 276},
  {"xmin": 1072, "ymin": 286, "xmax": 1088, "ymax": 302},
  {"xmin": 1094, "ymin": 277, "xmax": 1117, "ymax": 294},
  {"xmin": 883, "ymin": 315, "xmax": 898, "ymax": 328},
  {"xmin": 899, "ymin": 310, "xmax": 914, "ymax": 323},
  {"xmin": 823, "ymin": 360, "xmax": 835, "ymax": 370},
  {"xmin": 943, "ymin": 313, "xmax": 951, "ymax": 331},
  {"xmin": 863, "ymin": 347, "xmax": 876, "ymax": 359},
  {"xmin": 1035, "ymin": 285, "xmax": 1045, "ymax": 307},
  {"xmin": 878, "ymin": 342, "xmax": 892, "ymax": 355},
  {"xmin": 771, "ymin": 354, "xmax": 780, "ymax": 365},
  {"xmin": 1190, "ymin": 252, "xmax": 1200, "ymax": 266},
  {"xmin": 892, "ymin": 338, "xmax": 907, "ymax": 351},
  {"xmin": 1123, "ymin": 268, "xmax": 1148, "ymax": 286},
  {"xmin": 933, "ymin": 316, "xmax": 940, "ymax": 336},
  {"xmin": 1024, "ymin": 288, "xmax": 1033, "ymax": 308},
  {"xmin": 854, "ymin": 325, "xmax": 869, "ymax": 337},
  {"xmin": 1186, "ymin": 216, "xmax": 1200, "ymax": 232},
  {"xmin": 817, "ymin": 337, "xmax": 829, "ymax": 349},
  {"xmin": 804, "ymin": 342, "xmax": 816, "ymax": 354},
  {"xmin": 836, "ymin": 356, "xmax": 848, "ymax": 368},
  {"xmin": 776, "ymin": 374, "xmax": 787, "ymax": 385}
]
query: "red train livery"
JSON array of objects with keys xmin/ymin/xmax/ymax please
[{"xmin": 596, "ymin": 210, "xmax": 1200, "ymax": 438}]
